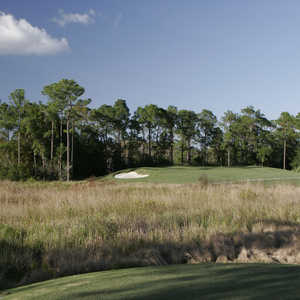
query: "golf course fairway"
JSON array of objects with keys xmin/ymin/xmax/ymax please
[
  {"xmin": 3, "ymin": 264, "xmax": 300, "ymax": 300},
  {"xmin": 110, "ymin": 166, "xmax": 300, "ymax": 184}
]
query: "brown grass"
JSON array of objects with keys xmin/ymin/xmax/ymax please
[{"xmin": 1, "ymin": 180, "xmax": 300, "ymax": 289}]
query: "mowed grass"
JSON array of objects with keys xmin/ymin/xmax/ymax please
[
  {"xmin": 4, "ymin": 264, "xmax": 300, "ymax": 300},
  {"xmin": 110, "ymin": 166, "xmax": 300, "ymax": 184}
]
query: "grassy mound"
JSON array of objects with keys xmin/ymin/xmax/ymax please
[
  {"xmin": 110, "ymin": 166, "xmax": 300, "ymax": 184},
  {"xmin": 4, "ymin": 264, "xmax": 300, "ymax": 300}
]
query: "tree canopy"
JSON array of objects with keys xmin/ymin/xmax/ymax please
[{"xmin": 0, "ymin": 79, "xmax": 299, "ymax": 180}]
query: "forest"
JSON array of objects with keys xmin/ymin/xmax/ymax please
[{"xmin": 0, "ymin": 78, "xmax": 299, "ymax": 181}]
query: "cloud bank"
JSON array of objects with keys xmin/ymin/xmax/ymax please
[
  {"xmin": 0, "ymin": 11, "xmax": 69, "ymax": 55},
  {"xmin": 52, "ymin": 9, "xmax": 95, "ymax": 27}
]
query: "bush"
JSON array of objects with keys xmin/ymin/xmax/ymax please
[
  {"xmin": 0, "ymin": 164, "xmax": 32, "ymax": 181},
  {"xmin": 198, "ymin": 174, "xmax": 209, "ymax": 187},
  {"xmin": 291, "ymin": 148, "xmax": 300, "ymax": 171}
]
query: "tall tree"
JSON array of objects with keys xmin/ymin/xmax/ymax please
[
  {"xmin": 276, "ymin": 112, "xmax": 296, "ymax": 170},
  {"xmin": 136, "ymin": 104, "xmax": 160, "ymax": 161},
  {"xmin": 0, "ymin": 101, "xmax": 15, "ymax": 142},
  {"xmin": 177, "ymin": 110, "xmax": 198, "ymax": 165},
  {"xmin": 71, "ymin": 98, "xmax": 91, "ymax": 169},
  {"xmin": 113, "ymin": 99, "xmax": 130, "ymax": 166},
  {"xmin": 197, "ymin": 109, "xmax": 217, "ymax": 165},
  {"xmin": 9, "ymin": 89, "xmax": 26, "ymax": 166},
  {"xmin": 23, "ymin": 102, "xmax": 49, "ymax": 177},
  {"xmin": 127, "ymin": 114, "xmax": 142, "ymax": 166},
  {"xmin": 237, "ymin": 106, "xmax": 272, "ymax": 164},
  {"xmin": 163, "ymin": 106, "xmax": 178, "ymax": 164},
  {"xmin": 48, "ymin": 79, "xmax": 85, "ymax": 180},
  {"xmin": 91, "ymin": 104, "xmax": 115, "ymax": 170},
  {"xmin": 42, "ymin": 84, "xmax": 62, "ymax": 163},
  {"xmin": 220, "ymin": 110, "xmax": 237, "ymax": 167},
  {"xmin": 210, "ymin": 126, "xmax": 225, "ymax": 166}
]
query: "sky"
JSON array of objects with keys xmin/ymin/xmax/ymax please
[{"xmin": 1, "ymin": 0, "xmax": 300, "ymax": 120}]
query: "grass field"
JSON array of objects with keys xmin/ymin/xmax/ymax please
[
  {"xmin": 2, "ymin": 166, "xmax": 300, "ymax": 293},
  {"xmin": 4, "ymin": 264, "xmax": 300, "ymax": 300},
  {"xmin": 109, "ymin": 166, "xmax": 300, "ymax": 184}
]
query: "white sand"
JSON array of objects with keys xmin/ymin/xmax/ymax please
[{"xmin": 114, "ymin": 171, "xmax": 149, "ymax": 179}]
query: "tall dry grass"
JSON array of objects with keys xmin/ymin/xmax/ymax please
[{"xmin": 1, "ymin": 180, "xmax": 300, "ymax": 288}]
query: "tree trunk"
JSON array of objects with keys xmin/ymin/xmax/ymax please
[
  {"xmin": 227, "ymin": 149, "xmax": 230, "ymax": 167},
  {"xmin": 181, "ymin": 140, "xmax": 184, "ymax": 165},
  {"xmin": 51, "ymin": 120, "xmax": 54, "ymax": 161},
  {"xmin": 18, "ymin": 130, "xmax": 20, "ymax": 166},
  {"xmin": 170, "ymin": 130, "xmax": 174, "ymax": 165},
  {"xmin": 187, "ymin": 139, "xmax": 191, "ymax": 164},
  {"xmin": 66, "ymin": 113, "xmax": 70, "ymax": 181},
  {"xmin": 118, "ymin": 130, "xmax": 122, "ymax": 165},
  {"xmin": 202, "ymin": 145, "xmax": 207, "ymax": 167},
  {"xmin": 204, "ymin": 134, "xmax": 207, "ymax": 166},
  {"xmin": 117, "ymin": 130, "xmax": 121, "ymax": 144},
  {"xmin": 59, "ymin": 118, "xmax": 63, "ymax": 180},
  {"xmin": 33, "ymin": 152, "xmax": 36, "ymax": 177},
  {"xmin": 283, "ymin": 139, "xmax": 286, "ymax": 170},
  {"xmin": 170, "ymin": 144, "xmax": 174, "ymax": 165},
  {"xmin": 148, "ymin": 127, "xmax": 151, "ymax": 158},
  {"xmin": 142, "ymin": 129, "xmax": 145, "ymax": 160},
  {"xmin": 123, "ymin": 137, "xmax": 128, "ymax": 166},
  {"xmin": 18, "ymin": 111, "xmax": 21, "ymax": 166},
  {"xmin": 71, "ymin": 120, "xmax": 74, "ymax": 178},
  {"xmin": 42, "ymin": 153, "xmax": 46, "ymax": 181},
  {"xmin": 105, "ymin": 127, "xmax": 108, "ymax": 170}
]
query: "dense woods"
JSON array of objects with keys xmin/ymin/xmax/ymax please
[{"xmin": 1, "ymin": 78, "xmax": 300, "ymax": 180}]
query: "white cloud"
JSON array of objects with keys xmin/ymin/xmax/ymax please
[
  {"xmin": 52, "ymin": 9, "xmax": 96, "ymax": 27},
  {"xmin": 0, "ymin": 11, "xmax": 69, "ymax": 55}
]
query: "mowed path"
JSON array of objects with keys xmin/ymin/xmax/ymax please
[
  {"xmin": 111, "ymin": 166, "xmax": 300, "ymax": 184},
  {"xmin": 4, "ymin": 264, "xmax": 300, "ymax": 300}
]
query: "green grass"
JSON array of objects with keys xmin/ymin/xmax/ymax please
[
  {"xmin": 109, "ymin": 166, "xmax": 300, "ymax": 184},
  {"xmin": 2, "ymin": 167, "xmax": 300, "ymax": 293},
  {"xmin": 3, "ymin": 264, "xmax": 300, "ymax": 300}
]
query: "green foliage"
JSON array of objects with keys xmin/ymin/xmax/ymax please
[
  {"xmin": 197, "ymin": 174, "xmax": 209, "ymax": 187},
  {"xmin": 291, "ymin": 148, "xmax": 300, "ymax": 171},
  {"xmin": 0, "ymin": 164, "xmax": 31, "ymax": 181},
  {"xmin": 257, "ymin": 145, "xmax": 272, "ymax": 166},
  {"xmin": 1, "ymin": 81, "xmax": 300, "ymax": 180}
]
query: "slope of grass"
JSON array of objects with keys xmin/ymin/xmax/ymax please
[
  {"xmin": 4, "ymin": 264, "xmax": 300, "ymax": 300},
  {"xmin": 110, "ymin": 166, "xmax": 300, "ymax": 184}
]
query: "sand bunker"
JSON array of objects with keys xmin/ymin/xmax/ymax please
[{"xmin": 114, "ymin": 171, "xmax": 149, "ymax": 179}]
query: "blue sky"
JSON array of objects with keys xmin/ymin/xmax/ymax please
[{"xmin": 1, "ymin": 0, "xmax": 300, "ymax": 120}]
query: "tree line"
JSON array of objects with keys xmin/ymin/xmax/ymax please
[{"xmin": 1, "ymin": 78, "xmax": 300, "ymax": 180}]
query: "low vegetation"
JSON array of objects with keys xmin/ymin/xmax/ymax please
[{"xmin": 2, "ymin": 173, "xmax": 300, "ymax": 290}]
